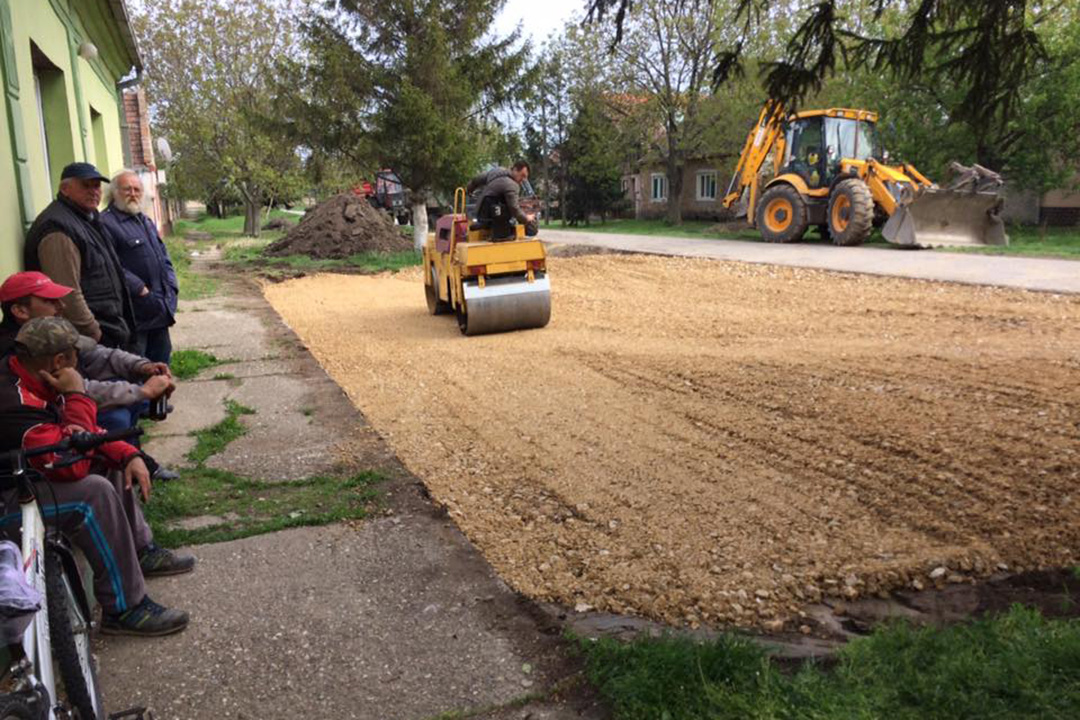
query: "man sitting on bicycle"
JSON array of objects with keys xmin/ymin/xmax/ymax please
[
  {"xmin": 0, "ymin": 271, "xmax": 181, "ymax": 483},
  {"xmin": 0, "ymin": 317, "xmax": 191, "ymax": 636}
]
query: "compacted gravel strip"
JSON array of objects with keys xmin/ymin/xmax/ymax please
[{"xmin": 265, "ymin": 255, "xmax": 1080, "ymax": 629}]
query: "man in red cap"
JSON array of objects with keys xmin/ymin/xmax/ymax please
[{"xmin": 0, "ymin": 272, "xmax": 180, "ymax": 482}]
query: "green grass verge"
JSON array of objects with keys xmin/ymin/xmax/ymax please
[
  {"xmin": 143, "ymin": 395, "xmax": 382, "ymax": 546},
  {"xmin": 186, "ymin": 400, "xmax": 255, "ymax": 465},
  {"xmin": 547, "ymin": 218, "xmax": 892, "ymax": 248},
  {"xmin": 172, "ymin": 209, "xmax": 295, "ymax": 240},
  {"xmin": 165, "ymin": 234, "xmax": 219, "ymax": 300},
  {"xmin": 548, "ymin": 218, "xmax": 1080, "ymax": 258},
  {"xmin": 939, "ymin": 224, "xmax": 1080, "ymax": 258},
  {"xmin": 224, "ymin": 242, "xmax": 422, "ymax": 273},
  {"xmin": 170, "ymin": 349, "xmax": 222, "ymax": 380},
  {"xmin": 144, "ymin": 467, "xmax": 381, "ymax": 547},
  {"xmin": 580, "ymin": 605, "xmax": 1080, "ymax": 719}
]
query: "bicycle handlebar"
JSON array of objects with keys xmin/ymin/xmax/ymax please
[{"xmin": 6, "ymin": 427, "xmax": 143, "ymax": 465}]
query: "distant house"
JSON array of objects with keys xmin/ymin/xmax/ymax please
[
  {"xmin": 0, "ymin": 0, "xmax": 143, "ymax": 277},
  {"xmin": 622, "ymin": 156, "xmax": 734, "ymax": 221}
]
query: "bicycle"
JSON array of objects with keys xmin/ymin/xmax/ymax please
[{"xmin": 0, "ymin": 427, "xmax": 142, "ymax": 720}]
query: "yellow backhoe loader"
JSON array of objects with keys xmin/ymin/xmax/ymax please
[
  {"xmin": 723, "ymin": 104, "xmax": 1008, "ymax": 248},
  {"xmin": 423, "ymin": 188, "xmax": 551, "ymax": 336}
]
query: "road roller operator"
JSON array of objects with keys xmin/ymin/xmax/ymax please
[{"xmin": 466, "ymin": 161, "xmax": 536, "ymax": 241}]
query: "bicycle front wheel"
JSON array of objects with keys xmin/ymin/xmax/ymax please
[
  {"xmin": 45, "ymin": 550, "xmax": 105, "ymax": 720},
  {"xmin": 0, "ymin": 693, "xmax": 36, "ymax": 720}
]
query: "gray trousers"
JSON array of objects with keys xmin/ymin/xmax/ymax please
[{"xmin": 1, "ymin": 471, "xmax": 151, "ymax": 614}]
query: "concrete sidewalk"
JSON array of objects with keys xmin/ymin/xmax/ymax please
[
  {"xmin": 94, "ymin": 265, "xmax": 602, "ymax": 719},
  {"xmin": 541, "ymin": 229, "xmax": 1080, "ymax": 294}
]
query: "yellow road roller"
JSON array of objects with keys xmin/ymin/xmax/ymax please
[{"xmin": 423, "ymin": 188, "xmax": 551, "ymax": 336}]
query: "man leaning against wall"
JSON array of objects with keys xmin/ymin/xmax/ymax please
[
  {"xmin": 22, "ymin": 163, "xmax": 137, "ymax": 350},
  {"xmin": 101, "ymin": 170, "xmax": 178, "ymax": 364}
]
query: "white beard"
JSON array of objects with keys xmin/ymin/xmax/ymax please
[{"xmin": 117, "ymin": 197, "xmax": 143, "ymax": 215}]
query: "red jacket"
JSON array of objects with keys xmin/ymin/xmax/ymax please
[{"xmin": 0, "ymin": 356, "xmax": 138, "ymax": 482}]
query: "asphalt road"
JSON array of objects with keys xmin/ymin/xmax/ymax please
[{"xmin": 540, "ymin": 229, "xmax": 1080, "ymax": 294}]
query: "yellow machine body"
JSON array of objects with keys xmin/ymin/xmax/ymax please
[
  {"xmin": 723, "ymin": 104, "xmax": 1008, "ymax": 248},
  {"xmin": 423, "ymin": 188, "xmax": 551, "ymax": 335}
]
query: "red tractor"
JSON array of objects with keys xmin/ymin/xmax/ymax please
[{"xmin": 353, "ymin": 169, "xmax": 411, "ymax": 225}]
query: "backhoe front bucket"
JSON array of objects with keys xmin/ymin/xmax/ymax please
[
  {"xmin": 459, "ymin": 273, "xmax": 551, "ymax": 336},
  {"xmin": 882, "ymin": 189, "xmax": 1008, "ymax": 248}
]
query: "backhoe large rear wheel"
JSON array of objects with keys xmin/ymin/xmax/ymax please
[
  {"xmin": 828, "ymin": 178, "xmax": 874, "ymax": 246},
  {"xmin": 756, "ymin": 185, "xmax": 808, "ymax": 243}
]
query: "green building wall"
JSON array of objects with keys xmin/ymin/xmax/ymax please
[{"xmin": 0, "ymin": 0, "xmax": 135, "ymax": 279}]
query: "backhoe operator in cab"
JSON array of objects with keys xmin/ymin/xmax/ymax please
[{"xmin": 466, "ymin": 161, "xmax": 537, "ymax": 241}]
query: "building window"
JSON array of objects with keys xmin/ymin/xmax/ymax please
[
  {"xmin": 31, "ymin": 42, "xmax": 75, "ymax": 196},
  {"xmin": 697, "ymin": 171, "xmax": 717, "ymax": 201},
  {"xmin": 651, "ymin": 173, "xmax": 667, "ymax": 202},
  {"xmin": 90, "ymin": 107, "xmax": 109, "ymax": 174}
]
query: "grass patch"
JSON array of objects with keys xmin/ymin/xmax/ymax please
[
  {"xmin": 580, "ymin": 605, "xmax": 1080, "ymax": 719},
  {"xmin": 549, "ymin": 218, "xmax": 1080, "ymax": 258},
  {"xmin": 547, "ymin": 218, "xmax": 892, "ymax": 248},
  {"xmin": 142, "ymin": 395, "xmax": 383, "ymax": 546},
  {"xmin": 170, "ymin": 349, "xmax": 222, "ymax": 380},
  {"xmin": 172, "ymin": 209, "xmax": 295, "ymax": 241},
  {"xmin": 143, "ymin": 466, "xmax": 381, "ymax": 547},
  {"xmin": 212, "ymin": 372, "xmax": 236, "ymax": 381},
  {"xmin": 224, "ymin": 241, "xmax": 422, "ymax": 273},
  {"xmin": 186, "ymin": 400, "xmax": 255, "ymax": 465},
  {"xmin": 938, "ymin": 224, "xmax": 1080, "ymax": 259},
  {"xmin": 165, "ymin": 234, "xmax": 219, "ymax": 300}
]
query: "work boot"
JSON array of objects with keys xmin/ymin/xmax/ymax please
[
  {"xmin": 101, "ymin": 596, "xmax": 189, "ymax": 637},
  {"xmin": 139, "ymin": 543, "xmax": 196, "ymax": 577}
]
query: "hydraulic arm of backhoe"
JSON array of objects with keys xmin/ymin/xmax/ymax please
[{"xmin": 722, "ymin": 102, "xmax": 786, "ymax": 215}]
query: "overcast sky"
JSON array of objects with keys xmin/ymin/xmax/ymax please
[{"xmin": 492, "ymin": 0, "xmax": 585, "ymax": 47}]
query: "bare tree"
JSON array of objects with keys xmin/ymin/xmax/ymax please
[{"xmin": 600, "ymin": 0, "xmax": 724, "ymax": 224}]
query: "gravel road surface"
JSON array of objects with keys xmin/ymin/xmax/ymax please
[{"xmin": 265, "ymin": 254, "xmax": 1080, "ymax": 628}]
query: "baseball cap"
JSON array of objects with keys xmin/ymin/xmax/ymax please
[
  {"xmin": 60, "ymin": 162, "xmax": 109, "ymax": 183},
  {"xmin": 15, "ymin": 317, "xmax": 79, "ymax": 358},
  {"xmin": 0, "ymin": 272, "xmax": 73, "ymax": 303}
]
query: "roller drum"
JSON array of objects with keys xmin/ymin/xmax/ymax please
[{"xmin": 460, "ymin": 274, "xmax": 551, "ymax": 336}]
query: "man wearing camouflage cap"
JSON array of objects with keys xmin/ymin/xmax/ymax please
[{"xmin": 0, "ymin": 317, "xmax": 191, "ymax": 636}]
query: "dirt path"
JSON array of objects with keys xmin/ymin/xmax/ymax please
[{"xmin": 264, "ymin": 255, "xmax": 1080, "ymax": 629}]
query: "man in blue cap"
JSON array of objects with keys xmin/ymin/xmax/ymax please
[{"xmin": 23, "ymin": 162, "xmax": 136, "ymax": 350}]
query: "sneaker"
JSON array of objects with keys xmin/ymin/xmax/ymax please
[
  {"xmin": 139, "ymin": 543, "xmax": 196, "ymax": 577},
  {"xmin": 151, "ymin": 465, "xmax": 181, "ymax": 482},
  {"xmin": 101, "ymin": 596, "xmax": 189, "ymax": 637}
]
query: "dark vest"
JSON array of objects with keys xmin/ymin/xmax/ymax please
[{"xmin": 23, "ymin": 196, "xmax": 135, "ymax": 349}]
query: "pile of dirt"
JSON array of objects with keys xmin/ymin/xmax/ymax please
[{"xmin": 265, "ymin": 193, "xmax": 411, "ymax": 259}]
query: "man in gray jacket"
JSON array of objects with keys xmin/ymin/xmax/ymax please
[{"xmin": 466, "ymin": 160, "xmax": 536, "ymax": 240}]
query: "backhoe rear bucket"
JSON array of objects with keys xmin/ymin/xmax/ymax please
[
  {"xmin": 459, "ymin": 273, "xmax": 551, "ymax": 336},
  {"xmin": 882, "ymin": 190, "xmax": 1008, "ymax": 248}
]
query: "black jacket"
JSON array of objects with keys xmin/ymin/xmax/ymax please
[{"xmin": 24, "ymin": 195, "xmax": 136, "ymax": 349}]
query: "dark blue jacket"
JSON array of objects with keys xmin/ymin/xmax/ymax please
[{"xmin": 100, "ymin": 205, "xmax": 178, "ymax": 332}]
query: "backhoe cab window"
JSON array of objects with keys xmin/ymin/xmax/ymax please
[
  {"xmin": 784, "ymin": 117, "xmax": 825, "ymax": 188},
  {"xmin": 824, "ymin": 118, "xmax": 882, "ymax": 166}
]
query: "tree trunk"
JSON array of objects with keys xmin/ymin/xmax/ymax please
[
  {"xmin": 238, "ymin": 181, "xmax": 262, "ymax": 237},
  {"xmin": 666, "ymin": 148, "xmax": 683, "ymax": 225},
  {"xmin": 411, "ymin": 200, "xmax": 428, "ymax": 252},
  {"xmin": 243, "ymin": 199, "xmax": 261, "ymax": 237}
]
